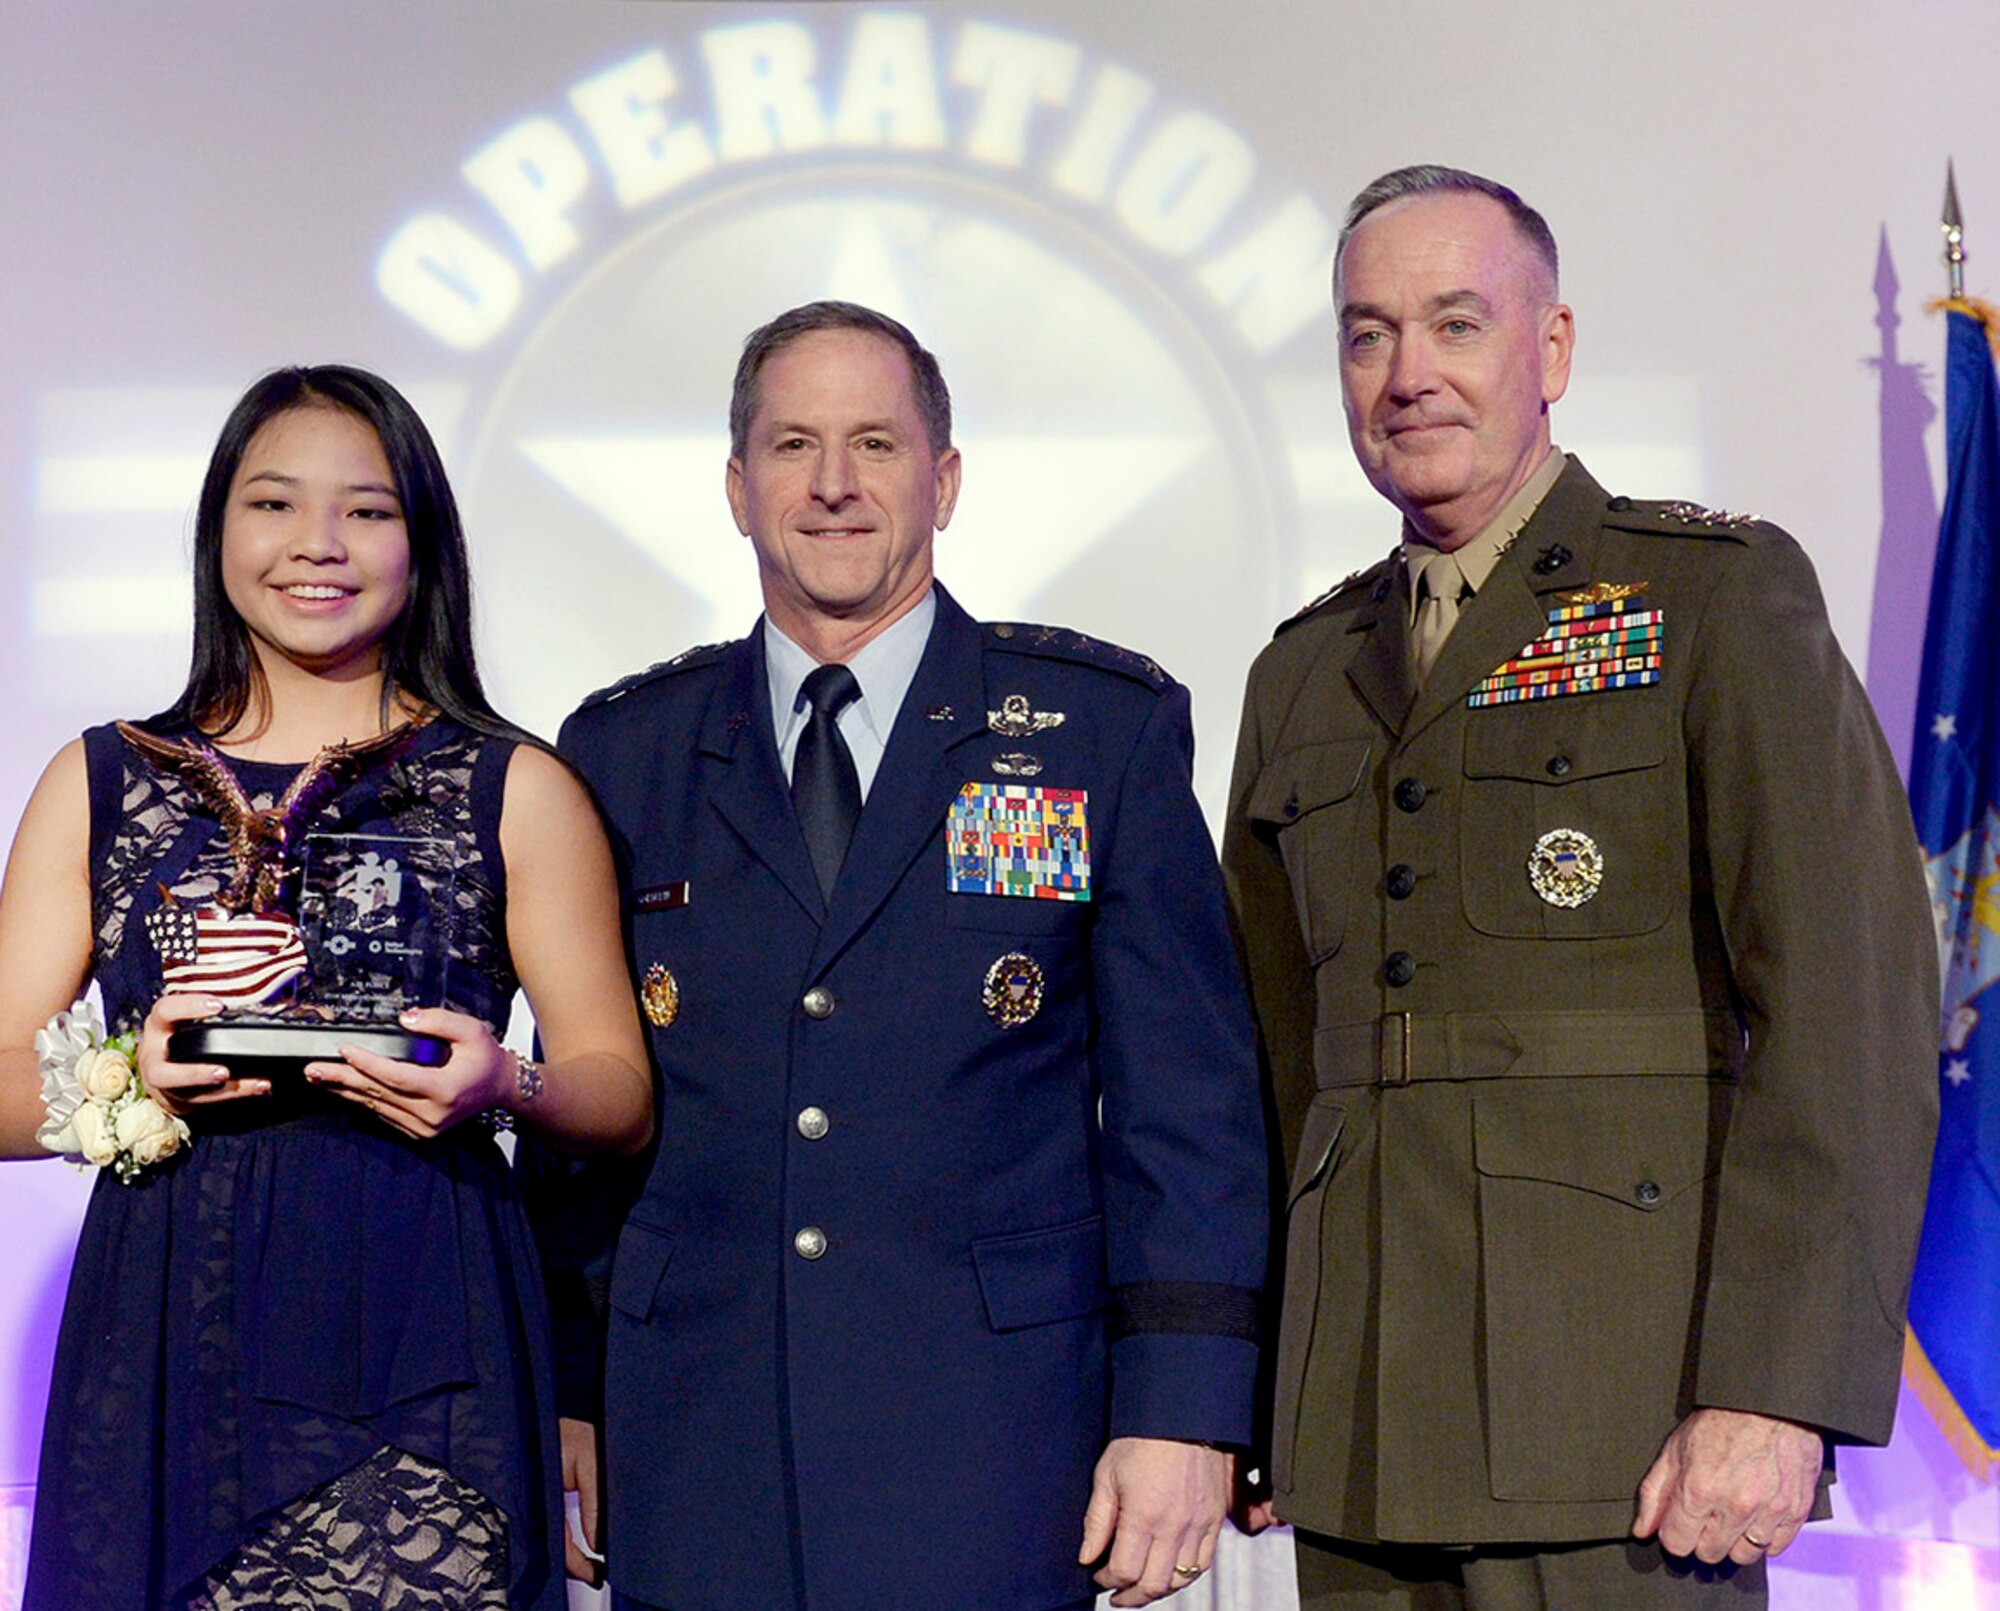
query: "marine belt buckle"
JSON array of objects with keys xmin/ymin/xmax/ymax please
[{"xmin": 1379, "ymin": 1012, "xmax": 1412, "ymax": 1087}]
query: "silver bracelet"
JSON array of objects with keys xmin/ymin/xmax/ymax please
[
  {"xmin": 484, "ymin": 1051, "xmax": 545, "ymax": 1133},
  {"xmin": 512, "ymin": 1049, "xmax": 545, "ymax": 1105}
]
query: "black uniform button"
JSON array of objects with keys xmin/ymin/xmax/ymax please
[
  {"xmin": 1384, "ymin": 951, "xmax": 1418, "ymax": 988},
  {"xmin": 1283, "ymin": 792, "xmax": 1300, "ymax": 820},
  {"xmin": 1393, "ymin": 777, "xmax": 1428, "ymax": 813},
  {"xmin": 1635, "ymin": 1180, "xmax": 1662, "ymax": 1206},
  {"xmin": 1607, "ymin": 495, "xmax": 1634, "ymax": 512},
  {"xmin": 1531, "ymin": 543, "xmax": 1573, "ymax": 575},
  {"xmin": 1385, "ymin": 864, "xmax": 1418, "ymax": 900},
  {"xmin": 801, "ymin": 986, "xmax": 835, "ymax": 1019},
  {"xmin": 1546, "ymin": 754, "xmax": 1573, "ymax": 778}
]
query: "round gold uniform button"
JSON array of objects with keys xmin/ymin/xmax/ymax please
[
  {"xmin": 794, "ymin": 1226, "xmax": 828, "ymax": 1259},
  {"xmin": 797, "ymin": 1106, "xmax": 830, "ymax": 1140},
  {"xmin": 801, "ymin": 986, "xmax": 835, "ymax": 1019}
]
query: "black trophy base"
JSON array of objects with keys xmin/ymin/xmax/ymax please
[{"xmin": 168, "ymin": 1019, "xmax": 450, "ymax": 1079}]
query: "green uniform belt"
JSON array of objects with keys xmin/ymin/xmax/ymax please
[{"xmin": 1316, "ymin": 1009, "xmax": 1745, "ymax": 1088}]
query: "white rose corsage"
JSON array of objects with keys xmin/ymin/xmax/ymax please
[{"xmin": 36, "ymin": 1000, "xmax": 190, "ymax": 1183}]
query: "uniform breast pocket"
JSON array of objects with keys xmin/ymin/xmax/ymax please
[
  {"xmin": 945, "ymin": 892, "xmax": 1090, "ymax": 937},
  {"xmin": 1461, "ymin": 705, "xmax": 1678, "ymax": 938},
  {"xmin": 1247, "ymin": 739, "xmax": 1372, "ymax": 964}
]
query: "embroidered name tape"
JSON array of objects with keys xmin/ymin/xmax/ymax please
[
  {"xmin": 1469, "ymin": 593, "xmax": 1663, "ymax": 709},
  {"xmin": 947, "ymin": 783, "xmax": 1091, "ymax": 900}
]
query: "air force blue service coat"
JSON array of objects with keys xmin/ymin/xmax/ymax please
[{"xmin": 552, "ymin": 587, "xmax": 1266, "ymax": 1611}]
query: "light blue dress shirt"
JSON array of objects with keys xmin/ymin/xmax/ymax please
[{"xmin": 764, "ymin": 588, "xmax": 937, "ymax": 803}]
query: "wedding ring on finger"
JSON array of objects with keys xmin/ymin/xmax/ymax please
[
  {"xmin": 1743, "ymin": 1533, "xmax": 1771, "ymax": 1550},
  {"xmin": 1172, "ymin": 1564, "xmax": 1204, "ymax": 1580}
]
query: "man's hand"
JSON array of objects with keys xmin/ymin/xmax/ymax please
[
  {"xmin": 1632, "ymin": 1407, "xmax": 1823, "ymax": 1565},
  {"xmin": 560, "ymin": 1417, "xmax": 605, "ymax": 1585},
  {"xmin": 1079, "ymin": 1436, "xmax": 1231, "ymax": 1605},
  {"xmin": 1233, "ymin": 1498, "xmax": 1280, "ymax": 1536},
  {"xmin": 1230, "ymin": 1454, "xmax": 1278, "ymax": 1536}
]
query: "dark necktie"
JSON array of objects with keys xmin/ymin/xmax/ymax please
[{"xmin": 792, "ymin": 663, "xmax": 863, "ymax": 900}]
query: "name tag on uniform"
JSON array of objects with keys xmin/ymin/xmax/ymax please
[
  {"xmin": 634, "ymin": 881, "xmax": 690, "ymax": 912},
  {"xmin": 947, "ymin": 783, "xmax": 1091, "ymax": 900}
]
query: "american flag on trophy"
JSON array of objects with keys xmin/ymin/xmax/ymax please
[{"xmin": 145, "ymin": 896, "xmax": 307, "ymax": 1007}]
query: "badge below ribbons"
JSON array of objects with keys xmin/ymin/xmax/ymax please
[
  {"xmin": 947, "ymin": 782, "xmax": 1091, "ymax": 900},
  {"xmin": 1469, "ymin": 585, "xmax": 1662, "ymax": 709}
]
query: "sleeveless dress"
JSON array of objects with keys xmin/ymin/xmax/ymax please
[{"xmin": 23, "ymin": 717, "xmax": 566, "ymax": 1611}]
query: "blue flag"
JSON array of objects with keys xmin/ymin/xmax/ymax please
[{"xmin": 1907, "ymin": 304, "xmax": 2000, "ymax": 1475}]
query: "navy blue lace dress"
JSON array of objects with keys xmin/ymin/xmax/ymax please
[{"xmin": 24, "ymin": 718, "xmax": 565, "ymax": 1611}]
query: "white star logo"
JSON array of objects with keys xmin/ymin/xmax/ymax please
[
  {"xmin": 512, "ymin": 214, "xmax": 1210, "ymax": 639},
  {"xmin": 1946, "ymin": 1058, "xmax": 1973, "ymax": 1086},
  {"xmin": 520, "ymin": 432, "xmax": 1209, "ymax": 637},
  {"xmin": 1934, "ymin": 712, "xmax": 1958, "ymax": 742}
]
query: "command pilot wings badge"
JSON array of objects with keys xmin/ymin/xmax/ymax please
[{"xmin": 987, "ymin": 694, "xmax": 1066, "ymax": 738}]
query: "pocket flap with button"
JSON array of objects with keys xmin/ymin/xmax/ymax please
[
  {"xmin": 609, "ymin": 1220, "xmax": 680, "ymax": 1321},
  {"xmin": 1473, "ymin": 1082, "xmax": 1714, "ymax": 1210},
  {"xmin": 945, "ymin": 892, "xmax": 1090, "ymax": 935},
  {"xmin": 971, "ymin": 1215, "xmax": 1106, "ymax": 1332},
  {"xmin": 1464, "ymin": 713, "xmax": 1667, "ymax": 784},
  {"xmin": 1247, "ymin": 739, "xmax": 1371, "ymax": 824},
  {"xmin": 1247, "ymin": 739, "xmax": 1372, "ymax": 965}
]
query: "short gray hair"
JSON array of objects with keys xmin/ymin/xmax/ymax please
[
  {"xmin": 1334, "ymin": 165, "xmax": 1559, "ymax": 295},
  {"xmin": 729, "ymin": 301, "xmax": 953, "ymax": 460}
]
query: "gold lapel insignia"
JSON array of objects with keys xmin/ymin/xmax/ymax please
[
  {"xmin": 641, "ymin": 962, "xmax": 681, "ymax": 1028},
  {"xmin": 983, "ymin": 952, "xmax": 1045, "ymax": 1028},
  {"xmin": 987, "ymin": 694, "xmax": 1066, "ymax": 738}
]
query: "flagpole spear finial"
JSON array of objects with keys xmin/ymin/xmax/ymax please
[{"xmin": 1944, "ymin": 159, "xmax": 1966, "ymax": 300}]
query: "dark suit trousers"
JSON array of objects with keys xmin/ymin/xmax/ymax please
[{"xmin": 1295, "ymin": 1532, "xmax": 1768, "ymax": 1610}]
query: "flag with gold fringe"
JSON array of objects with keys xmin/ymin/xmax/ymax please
[{"xmin": 1906, "ymin": 297, "xmax": 2000, "ymax": 1478}]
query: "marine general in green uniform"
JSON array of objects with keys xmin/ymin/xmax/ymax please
[{"xmin": 1221, "ymin": 165, "xmax": 1939, "ymax": 1609}]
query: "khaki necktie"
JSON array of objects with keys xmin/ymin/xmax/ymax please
[{"xmin": 1413, "ymin": 551, "xmax": 1469, "ymax": 684}]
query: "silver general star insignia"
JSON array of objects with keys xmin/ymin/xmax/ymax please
[
  {"xmin": 987, "ymin": 693, "xmax": 1066, "ymax": 738},
  {"xmin": 983, "ymin": 952, "xmax": 1045, "ymax": 1028},
  {"xmin": 1527, "ymin": 829, "xmax": 1604, "ymax": 908},
  {"xmin": 1657, "ymin": 501, "xmax": 1759, "ymax": 529}
]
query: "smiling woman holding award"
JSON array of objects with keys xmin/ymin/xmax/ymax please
[{"xmin": 0, "ymin": 365, "xmax": 652, "ymax": 1611}]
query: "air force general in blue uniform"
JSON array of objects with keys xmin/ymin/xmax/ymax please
[{"xmin": 540, "ymin": 303, "xmax": 1267, "ymax": 1611}]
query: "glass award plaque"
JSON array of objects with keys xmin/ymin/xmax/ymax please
[{"xmin": 166, "ymin": 831, "xmax": 457, "ymax": 1076}]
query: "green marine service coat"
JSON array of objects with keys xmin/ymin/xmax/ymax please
[{"xmin": 1221, "ymin": 457, "xmax": 1939, "ymax": 1545}]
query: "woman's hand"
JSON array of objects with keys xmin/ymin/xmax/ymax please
[
  {"xmin": 140, "ymin": 993, "xmax": 271, "ymax": 1112},
  {"xmin": 304, "ymin": 1005, "xmax": 514, "ymax": 1139}
]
